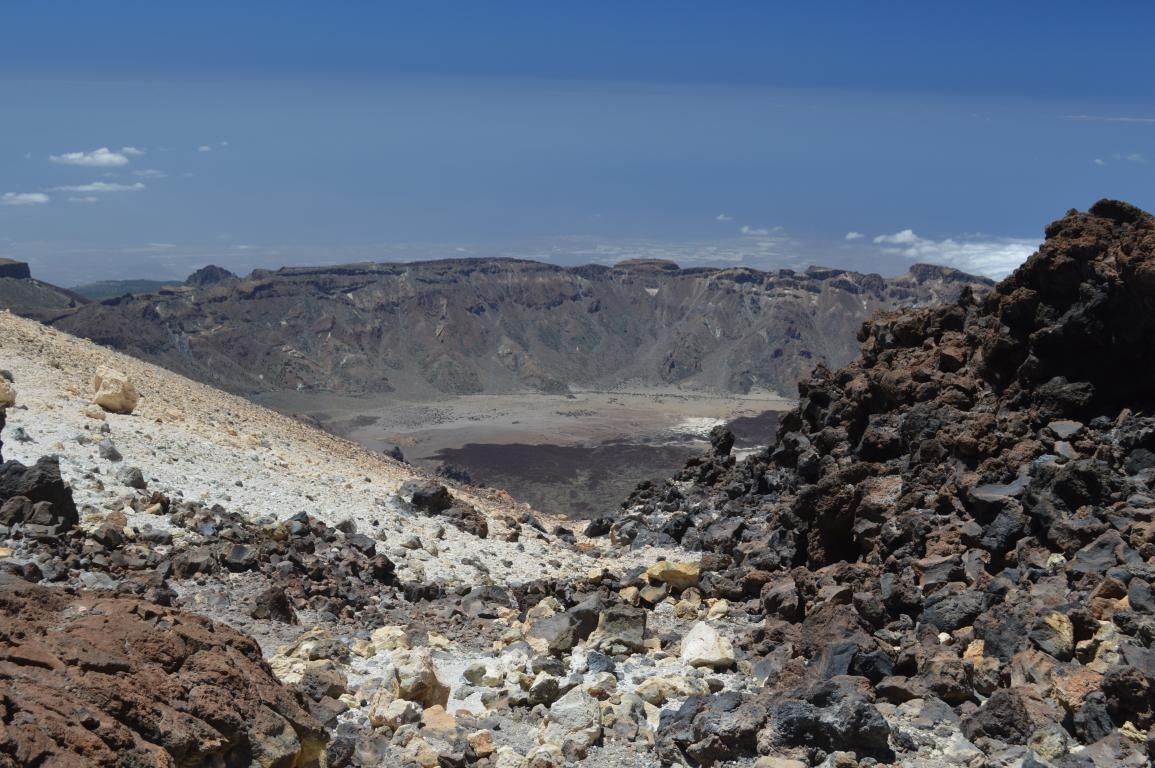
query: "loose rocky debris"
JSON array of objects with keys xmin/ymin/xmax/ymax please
[
  {"xmin": 612, "ymin": 200, "xmax": 1155, "ymax": 766},
  {"xmin": 3, "ymin": 200, "xmax": 1155, "ymax": 768}
]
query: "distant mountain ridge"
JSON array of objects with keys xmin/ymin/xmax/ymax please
[{"xmin": 12, "ymin": 257, "xmax": 992, "ymax": 399}]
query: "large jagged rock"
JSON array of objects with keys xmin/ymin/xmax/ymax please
[
  {"xmin": 623, "ymin": 201, "xmax": 1155, "ymax": 765},
  {"xmin": 0, "ymin": 454, "xmax": 78, "ymax": 534},
  {"xmin": 0, "ymin": 578, "xmax": 327, "ymax": 767}
]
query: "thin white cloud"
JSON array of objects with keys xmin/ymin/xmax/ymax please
[
  {"xmin": 1064, "ymin": 114, "xmax": 1155, "ymax": 124},
  {"xmin": 68, "ymin": 196, "xmax": 101, "ymax": 204},
  {"xmin": 740, "ymin": 225, "xmax": 770, "ymax": 236},
  {"xmin": 218, "ymin": 141, "xmax": 229, "ymax": 148},
  {"xmin": 1, "ymin": 192, "xmax": 50, "ymax": 206},
  {"xmin": 132, "ymin": 169, "xmax": 167, "ymax": 178},
  {"xmin": 715, "ymin": 213, "xmax": 733, "ymax": 222},
  {"xmin": 49, "ymin": 147, "xmax": 130, "ymax": 167},
  {"xmin": 1094, "ymin": 158, "xmax": 1106, "ymax": 166},
  {"xmin": 872, "ymin": 228, "xmax": 1038, "ymax": 279},
  {"xmin": 845, "ymin": 231, "xmax": 864, "ymax": 241},
  {"xmin": 50, "ymin": 182, "xmax": 145, "ymax": 193},
  {"xmin": 120, "ymin": 146, "xmax": 146, "ymax": 156},
  {"xmin": 197, "ymin": 145, "xmax": 213, "ymax": 153},
  {"xmin": 873, "ymin": 229, "xmax": 919, "ymax": 245}
]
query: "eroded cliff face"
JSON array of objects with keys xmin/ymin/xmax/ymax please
[{"xmin": 42, "ymin": 258, "xmax": 991, "ymax": 398}]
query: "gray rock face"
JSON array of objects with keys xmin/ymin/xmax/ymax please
[
  {"xmin": 37, "ymin": 258, "xmax": 992, "ymax": 398},
  {"xmin": 595, "ymin": 605, "xmax": 647, "ymax": 653}
]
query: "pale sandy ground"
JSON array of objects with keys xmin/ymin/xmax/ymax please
[
  {"xmin": 257, "ymin": 387, "xmax": 794, "ymax": 462},
  {"xmin": 0, "ymin": 311, "xmax": 684, "ymax": 588}
]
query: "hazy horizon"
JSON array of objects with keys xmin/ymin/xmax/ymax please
[{"xmin": 3, "ymin": 3, "xmax": 1153, "ymax": 286}]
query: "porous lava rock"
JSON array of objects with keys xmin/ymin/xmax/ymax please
[
  {"xmin": 0, "ymin": 577, "xmax": 327, "ymax": 767},
  {"xmin": 623, "ymin": 200, "xmax": 1155, "ymax": 764}
]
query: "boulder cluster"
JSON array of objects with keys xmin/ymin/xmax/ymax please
[{"xmin": 612, "ymin": 200, "xmax": 1155, "ymax": 764}]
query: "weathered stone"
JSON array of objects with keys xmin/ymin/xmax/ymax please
[
  {"xmin": 1030, "ymin": 611, "xmax": 1075, "ymax": 661},
  {"xmin": 91, "ymin": 365, "xmax": 140, "ymax": 414},
  {"xmin": 595, "ymin": 605, "xmax": 646, "ymax": 652},
  {"xmin": 680, "ymin": 621, "xmax": 736, "ymax": 669},
  {"xmin": 961, "ymin": 688, "xmax": 1035, "ymax": 745},
  {"xmin": 0, "ymin": 580, "xmax": 326, "ymax": 766},
  {"xmin": 539, "ymin": 687, "xmax": 602, "ymax": 761},
  {"xmin": 115, "ymin": 464, "xmax": 147, "ymax": 489},
  {"xmin": 647, "ymin": 560, "xmax": 700, "ymax": 590}
]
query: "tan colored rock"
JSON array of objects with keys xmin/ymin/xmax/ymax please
[
  {"xmin": 468, "ymin": 729, "xmax": 497, "ymax": 759},
  {"xmin": 368, "ymin": 696, "xmax": 421, "ymax": 729},
  {"xmin": 634, "ymin": 674, "xmax": 711, "ymax": 706},
  {"xmin": 646, "ymin": 560, "xmax": 699, "ymax": 590},
  {"xmin": 390, "ymin": 648, "xmax": 450, "ymax": 708},
  {"xmin": 755, "ymin": 758, "xmax": 808, "ymax": 768},
  {"xmin": 91, "ymin": 365, "xmax": 140, "ymax": 414},
  {"xmin": 680, "ymin": 621, "xmax": 736, "ymax": 669},
  {"xmin": 83, "ymin": 403, "xmax": 106, "ymax": 420},
  {"xmin": 369, "ymin": 624, "xmax": 411, "ymax": 653},
  {"xmin": 706, "ymin": 598, "xmax": 731, "ymax": 619},
  {"xmin": 420, "ymin": 704, "xmax": 460, "ymax": 743},
  {"xmin": 494, "ymin": 746, "xmax": 529, "ymax": 768},
  {"xmin": 527, "ymin": 743, "xmax": 565, "ymax": 768},
  {"xmin": 0, "ymin": 378, "xmax": 15, "ymax": 408}
]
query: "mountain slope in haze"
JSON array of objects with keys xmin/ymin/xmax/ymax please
[
  {"xmin": 0, "ymin": 259, "xmax": 90, "ymax": 322},
  {"xmin": 36, "ymin": 258, "xmax": 993, "ymax": 399}
]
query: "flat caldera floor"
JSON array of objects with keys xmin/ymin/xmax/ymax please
[{"xmin": 254, "ymin": 388, "xmax": 792, "ymax": 520}]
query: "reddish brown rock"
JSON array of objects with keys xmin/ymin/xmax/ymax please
[{"xmin": 0, "ymin": 577, "xmax": 326, "ymax": 767}]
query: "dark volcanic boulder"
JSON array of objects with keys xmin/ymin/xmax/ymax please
[
  {"xmin": 0, "ymin": 577, "xmax": 326, "ymax": 767},
  {"xmin": 0, "ymin": 455, "xmax": 78, "ymax": 534}
]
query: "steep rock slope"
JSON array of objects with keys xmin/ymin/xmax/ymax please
[
  {"xmin": 40, "ymin": 259, "xmax": 990, "ymax": 398},
  {"xmin": 618, "ymin": 200, "xmax": 1155, "ymax": 764},
  {"xmin": 0, "ymin": 261, "xmax": 88, "ymax": 322}
]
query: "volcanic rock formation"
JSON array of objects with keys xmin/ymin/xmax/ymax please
[
  {"xmin": 0, "ymin": 578, "xmax": 327, "ymax": 767},
  {"xmin": 616, "ymin": 200, "xmax": 1155, "ymax": 764},
  {"xmin": 34, "ymin": 259, "xmax": 991, "ymax": 398}
]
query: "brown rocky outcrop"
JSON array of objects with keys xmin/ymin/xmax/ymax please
[
  {"xmin": 0, "ymin": 577, "xmax": 327, "ymax": 767},
  {"xmin": 623, "ymin": 200, "xmax": 1155, "ymax": 764}
]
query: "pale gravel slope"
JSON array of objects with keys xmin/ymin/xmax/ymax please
[{"xmin": 0, "ymin": 311, "xmax": 676, "ymax": 588}]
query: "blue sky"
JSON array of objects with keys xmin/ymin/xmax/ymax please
[{"xmin": 2, "ymin": 2, "xmax": 1154, "ymax": 285}]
